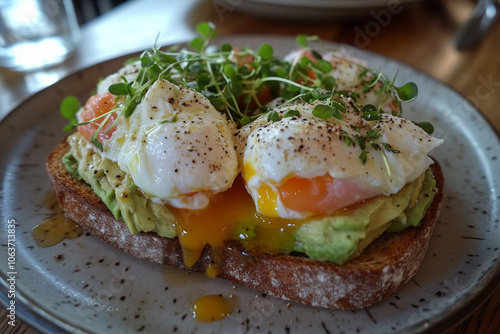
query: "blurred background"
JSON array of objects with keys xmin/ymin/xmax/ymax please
[{"xmin": 72, "ymin": 0, "xmax": 128, "ymax": 25}]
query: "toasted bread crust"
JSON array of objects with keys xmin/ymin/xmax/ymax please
[{"xmin": 46, "ymin": 138, "xmax": 444, "ymax": 309}]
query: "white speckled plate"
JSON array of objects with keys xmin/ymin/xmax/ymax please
[{"xmin": 1, "ymin": 36, "xmax": 500, "ymax": 334}]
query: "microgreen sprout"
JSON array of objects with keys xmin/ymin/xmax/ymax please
[
  {"xmin": 353, "ymin": 67, "xmax": 418, "ymax": 114},
  {"xmin": 283, "ymin": 109, "xmax": 300, "ymax": 118},
  {"xmin": 160, "ymin": 116, "xmax": 177, "ymax": 124},
  {"xmin": 360, "ymin": 104, "xmax": 383, "ymax": 121},
  {"xmin": 60, "ymin": 96, "xmax": 81, "ymax": 132},
  {"xmin": 296, "ymin": 34, "xmax": 321, "ymax": 47},
  {"xmin": 312, "ymin": 104, "xmax": 342, "ymax": 120},
  {"xmin": 414, "ymin": 121, "xmax": 434, "ymax": 135},
  {"xmin": 340, "ymin": 126, "xmax": 400, "ymax": 167},
  {"xmin": 65, "ymin": 23, "xmax": 429, "ymax": 156},
  {"xmin": 267, "ymin": 110, "xmax": 280, "ymax": 122},
  {"xmin": 190, "ymin": 22, "xmax": 217, "ymax": 52}
]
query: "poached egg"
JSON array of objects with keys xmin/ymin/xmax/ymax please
[
  {"xmin": 80, "ymin": 78, "xmax": 239, "ymax": 210},
  {"xmin": 235, "ymin": 98, "xmax": 443, "ymax": 219},
  {"xmin": 285, "ymin": 48, "xmax": 403, "ymax": 115}
]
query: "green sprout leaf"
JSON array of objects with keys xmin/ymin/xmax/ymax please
[
  {"xmin": 330, "ymin": 100, "xmax": 345, "ymax": 113},
  {"xmin": 382, "ymin": 143, "xmax": 400, "ymax": 153},
  {"xmin": 220, "ymin": 43, "xmax": 233, "ymax": 52},
  {"xmin": 366, "ymin": 128, "xmax": 382, "ymax": 140},
  {"xmin": 227, "ymin": 79, "xmax": 243, "ymax": 98},
  {"xmin": 340, "ymin": 130, "xmax": 354, "ymax": 147},
  {"xmin": 189, "ymin": 37, "xmax": 204, "ymax": 52},
  {"xmin": 108, "ymin": 82, "xmax": 128, "ymax": 96},
  {"xmin": 274, "ymin": 67, "xmax": 287, "ymax": 78},
  {"xmin": 140, "ymin": 55, "xmax": 154, "ymax": 68},
  {"xmin": 354, "ymin": 135, "xmax": 366, "ymax": 150},
  {"xmin": 91, "ymin": 136, "xmax": 103, "ymax": 151},
  {"xmin": 295, "ymin": 34, "xmax": 320, "ymax": 47},
  {"xmin": 357, "ymin": 68, "xmax": 370, "ymax": 79},
  {"xmin": 123, "ymin": 99, "xmax": 138, "ymax": 118},
  {"xmin": 312, "ymin": 104, "xmax": 333, "ymax": 119},
  {"xmin": 300, "ymin": 56, "xmax": 312, "ymax": 69},
  {"xmin": 147, "ymin": 63, "xmax": 162, "ymax": 79},
  {"xmin": 311, "ymin": 50, "xmax": 322, "ymax": 60},
  {"xmin": 394, "ymin": 82, "xmax": 418, "ymax": 102},
  {"xmin": 283, "ymin": 109, "xmax": 300, "ymax": 118},
  {"xmin": 190, "ymin": 22, "xmax": 217, "ymax": 52},
  {"xmin": 240, "ymin": 116, "xmax": 251, "ymax": 126},
  {"xmin": 321, "ymin": 76, "xmax": 336, "ymax": 91},
  {"xmin": 315, "ymin": 60, "xmax": 333, "ymax": 74},
  {"xmin": 160, "ymin": 116, "xmax": 177, "ymax": 124},
  {"xmin": 267, "ymin": 110, "xmax": 280, "ymax": 122},
  {"xmin": 63, "ymin": 124, "xmax": 74, "ymax": 132},
  {"xmin": 257, "ymin": 43, "xmax": 273, "ymax": 61},
  {"xmin": 361, "ymin": 104, "xmax": 382, "ymax": 121},
  {"xmin": 60, "ymin": 96, "xmax": 81, "ymax": 119},
  {"xmin": 415, "ymin": 121, "xmax": 434, "ymax": 134},
  {"xmin": 196, "ymin": 21, "xmax": 217, "ymax": 40},
  {"xmin": 359, "ymin": 150, "xmax": 368, "ymax": 164},
  {"xmin": 296, "ymin": 34, "xmax": 308, "ymax": 47},
  {"xmin": 224, "ymin": 64, "xmax": 237, "ymax": 79},
  {"xmin": 60, "ymin": 96, "xmax": 81, "ymax": 132}
]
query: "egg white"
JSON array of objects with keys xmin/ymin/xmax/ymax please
[
  {"xmin": 285, "ymin": 49, "xmax": 401, "ymax": 115},
  {"xmin": 102, "ymin": 79, "xmax": 239, "ymax": 210},
  {"xmin": 97, "ymin": 61, "xmax": 142, "ymax": 95}
]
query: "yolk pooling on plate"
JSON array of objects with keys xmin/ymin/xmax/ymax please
[{"xmin": 192, "ymin": 294, "xmax": 238, "ymax": 322}]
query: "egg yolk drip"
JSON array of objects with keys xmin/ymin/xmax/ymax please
[
  {"xmin": 169, "ymin": 176, "xmax": 304, "ymax": 270},
  {"xmin": 192, "ymin": 295, "xmax": 237, "ymax": 322}
]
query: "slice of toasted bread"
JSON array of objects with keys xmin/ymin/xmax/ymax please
[{"xmin": 46, "ymin": 138, "xmax": 444, "ymax": 310}]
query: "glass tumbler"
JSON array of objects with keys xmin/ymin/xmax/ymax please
[{"xmin": 0, "ymin": 0, "xmax": 80, "ymax": 71}]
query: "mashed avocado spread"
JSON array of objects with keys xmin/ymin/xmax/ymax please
[
  {"xmin": 65, "ymin": 133, "xmax": 177, "ymax": 238},
  {"xmin": 64, "ymin": 132, "xmax": 437, "ymax": 265}
]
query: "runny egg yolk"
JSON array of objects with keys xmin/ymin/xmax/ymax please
[
  {"xmin": 244, "ymin": 162, "xmax": 377, "ymax": 218},
  {"xmin": 279, "ymin": 175, "xmax": 376, "ymax": 215},
  {"xmin": 243, "ymin": 162, "xmax": 279, "ymax": 217},
  {"xmin": 78, "ymin": 92, "xmax": 118, "ymax": 143},
  {"xmin": 168, "ymin": 176, "xmax": 304, "ymax": 270},
  {"xmin": 168, "ymin": 177, "xmax": 254, "ymax": 268},
  {"xmin": 169, "ymin": 160, "xmax": 380, "ymax": 271}
]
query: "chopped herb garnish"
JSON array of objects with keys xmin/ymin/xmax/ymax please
[
  {"xmin": 267, "ymin": 110, "xmax": 280, "ymax": 122},
  {"xmin": 160, "ymin": 116, "xmax": 177, "ymax": 124},
  {"xmin": 361, "ymin": 104, "xmax": 383, "ymax": 121},
  {"xmin": 283, "ymin": 109, "xmax": 300, "ymax": 118},
  {"xmin": 394, "ymin": 82, "xmax": 418, "ymax": 102},
  {"xmin": 60, "ymin": 96, "xmax": 81, "ymax": 132},
  {"xmin": 312, "ymin": 104, "xmax": 335, "ymax": 119},
  {"xmin": 64, "ymin": 22, "xmax": 430, "ymax": 157}
]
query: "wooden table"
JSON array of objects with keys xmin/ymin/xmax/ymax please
[{"xmin": 1, "ymin": 0, "xmax": 499, "ymax": 332}]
